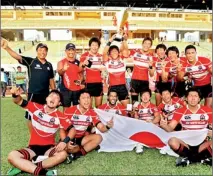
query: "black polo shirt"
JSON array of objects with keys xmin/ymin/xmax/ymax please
[{"xmin": 19, "ymin": 56, "xmax": 54, "ymax": 94}]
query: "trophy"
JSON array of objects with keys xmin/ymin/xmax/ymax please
[{"xmin": 113, "ymin": 9, "xmax": 128, "ymax": 42}]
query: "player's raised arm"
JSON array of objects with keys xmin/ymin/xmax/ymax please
[
  {"xmin": 103, "ymin": 34, "xmax": 116, "ymax": 62},
  {"xmin": 1, "ymin": 38, "xmax": 22, "ymax": 61},
  {"xmin": 10, "ymin": 87, "xmax": 24, "ymax": 105}
]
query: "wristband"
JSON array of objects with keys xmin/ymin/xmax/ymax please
[
  {"xmin": 106, "ymin": 41, "xmax": 112, "ymax": 46},
  {"xmin": 12, "ymin": 94, "xmax": 18, "ymax": 98},
  {"xmin": 149, "ymin": 66, "xmax": 153, "ymax": 69},
  {"xmin": 63, "ymin": 136, "xmax": 71, "ymax": 144},
  {"xmin": 106, "ymin": 125, "xmax": 110, "ymax": 130}
]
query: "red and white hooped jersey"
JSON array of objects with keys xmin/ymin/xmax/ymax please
[
  {"xmin": 130, "ymin": 49, "xmax": 153, "ymax": 81},
  {"xmin": 64, "ymin": 105, "xmax": 101, "ymax": 138},
  {"xmin": 184, "ymin": 56, "xmax": 212, "ymax": 86},
  {"xmin": 60, "ymin": 58, "xmax": 81, "ymax": 91},
  {"xmin": 23, "ymin": 101, "xmax": 71, "ymax": 146},
  {"xmin": 136, "ymin": 103, "xmax": 159, "ymax": 121},
  {"xmin": 173, "ymin": 105, "xmax": 212, "ymax": 130},
  {"xmin": 165, "ymin": 57, "xmax": 186, "ymax": 82},
  {"xmin": 105, "ymin": 58, "xmax": 126, "ymax": 86},
  {"xmin": 80, "ymin": 52, "xmax": 103, "ymax": 83},
  {"xmin": 158, "ymin": 97, "xmax": 185, "ymax": 122},
  {"xmin": 98, "ymin": 102, "xmax": 127, "ymax": 116},
  {"xmin": 153, "ymin": 57, "xmax": 170, "ymax": 81}
]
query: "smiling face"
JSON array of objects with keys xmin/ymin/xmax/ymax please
[
  {"xmin": 142, "ymin": 40, "xmax": 152, "ymax": 52},
  {"xmin": 108, "ymin": 92, "xmax": 118, "ymax": 105},
  {"xmin": 46, "ymin": 93, "xmax": 61, "ymax": 109},
  {"xmin": 168, "ymin": 50, "xmax": 178, "ymax": 62},
  {"xmin": 161, "ymin": 90, "xmax": 172, "ymax": 104},
  {"xmin": 90, "ymin": 42, "xmax": 100, "ymax": 55},
  {"xmin": 141, "ymin": 92, "xmax": 151, "ymax": 104},
  {"xmin": 66, "ymin": 48, "xmax": 76, "ymax": 59},
  {"xmin": 79, "ymin": 93, "xmax": 91, "ymax": 110},
  {"xmin": 110, "ymin": 48, "xmax": 119, "ymax": 60},
  {"xmin": 37, "ymin": 47, "xmax": 48, "ymax": 60},
  {"xmin": 156, "ymin": 48, "xmax": 166, "ymax": 59},
  {"xmin": 185, "ymin": 48, "xmax": 197, "ymax": 63}
]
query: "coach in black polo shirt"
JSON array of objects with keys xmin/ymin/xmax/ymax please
[{"xmin": 1, "ymin": 38, "xmax": 56, "ymax": 132}]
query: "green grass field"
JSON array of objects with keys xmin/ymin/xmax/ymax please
[{"xmin": 1, "ymin": 97, "xmax": 212, "ymax": 175}]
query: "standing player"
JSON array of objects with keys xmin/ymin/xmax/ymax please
[
  {"xmin": 7, "ymin": 88, "xmax": 76, "ymax": 175},
  {"xmin": 1, "ymin": 38, "xmax": 56, "ymax": 133},
  {"xmin": 133, "ymin": 88, "xmax": 161, "ymax": 154},
  {"xmin": 15, "ymin": 66, "xmax": 27, "ymax": 97},
  {"xmin": 57, "ymin": 43, "xmax": 83, "ymax": 109},
  {"xmin": 161, "ymin": 46, "xmax": 186, "ymax": 98},
  {"xmin": 103, "ymin": 34, "xmax": 130, "ymax": 107},
  {"xmin": 80, "ymin": 37, "xmax": 104, "ymax": 108},
  {"xmin": 177, "ymin": 45, "xmax": 212, "ymax": 107},
  {"xmin": 63, "ymin": 90, "xmax": 114, "ymax": 162},
  {"xmin": 153, "ymin": 44, "xmax": 169, "ymax": 106},
  {"xmin": 128, "ymin": 37, "xmax": 155, "ymax": 104},
  {"xmin": 160, "ymin": 87, "xmax": 212, "ymax": 166},
  {"xmin": 98, "ymin": 90, "xmax": 127, "ymax": 116}
]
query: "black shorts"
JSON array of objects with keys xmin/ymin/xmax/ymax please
[
  {"xmin": 86, "ymin": 83, "xmax": 103, "ymax": 97},
  {"xmin": 73, "ymin": 137, "xmax": 84, "ymax": 146},
  {"xmin": 61, "ymin": 90, "xmax": 80, "ymax": 107},
  {"xmin": 130, "ymin": 79, "xmax": 149, "ymax": 94},
  {"xmin": 196, "ymin": 84, "xmax": 212, "ymax": 98},
  {"xmin": 172, "ymin": 81, "xmax": 186, "ymax": 98},
  {"xmin": 25, "ymin": 93, "xmax": 48, "ymax": 120},
  {"xmin": 28, "ymin": 145, "xmax": 54, "ymax": 156},
  {"xmin": 108, "ymin": 84, "xmax": 129, "ymax": 101}
]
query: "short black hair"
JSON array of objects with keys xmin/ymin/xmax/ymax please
[
  {"xmin": 107, "ymin": 89, "xmax": 118, "ymax": 96},
  {"xmin": 142, "ymin": 37, "xmax": 153, "ymax": 46},
  {"xmin": 185, "ymin": 87, "xmax": 202, "ymax": 99},
  {"xmin": 141, "ymin": 88, "xmax": 152, "ymax": 97},
  {"xmin": 109, "ymin": 45, "xmax": 119, "ymax": 54},
  {"xmin": 89, "ymin": 37, "xmax": 101, "ymax": 47},
  {"xmin": 36, "ymin": 43, "xmax": 48, "ymax": 51},
  {"xmin": 166, "ymin": 46, "xmax": 179, "ymax": 57},
  {"xmin": 155, "ymin": 44, "xmax": 167, "ymax": 53},
  {"xmin": 1, "ymin": 68, "xmax": 4, "ymax": 72},
  {"xmin": 79, "ymin": 89, "xmax": 91, "ymax": 99},
  {"xmin": 17, "ymin": 66, "xmax": 21, "ymax": 69},
  {"xmin": 49, "ymin": 89, "xmax": 64, "ymax": 106},
  {"xmin": 159, "ymin": 86, "xmax": 172, "ymax": 95},
  {"xmin": 185, "ymin": 45, "xmax": 196, "ymax": 54}
]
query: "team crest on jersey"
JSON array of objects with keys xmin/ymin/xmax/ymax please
[
  {"xmin": 184, "ymin": 116, "xmax": 191, "ymax": 120},
  {"xmin": 139, "ymin": 110, "xmax": 143, "ymax": 113},
  {"xmin": 200, "ymin": 114, "xmax": 205, "ymax": 121},
  {"xmin": 73, "ymin": 115, "xmax": 79, "ymax": 119},
  {"xmin": 47, "ymin": 67, "xmax": 50, "ymax": 70},
  {"xmin": 49, "ymin": 118, "xmax": 55, "ymax": 125},
  {"xmin": 187, "ymin": 67, "xmax": 192, "ymax": 72},
  {"xmin": 86, "ymin": 116, "xmax": 90, "ymax": 122},
  {"xmin": 115, "ymin": 110, "xmax": 120, "ymax": 114},
  {"xmin": 198, "ymin": 66, "xmax": 203, "ymax": 70},
  {"xmin": 38, "ymin": 112, "xmax": 43, "ymax": 118}
]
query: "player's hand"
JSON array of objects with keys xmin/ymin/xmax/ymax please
[
  {"xmin": 177, "ymin": 63, "xmax": 182, "ymax": 72},
  {"xmin": 83, "ymin": 59, "xmax": 89, "ymax": 66},
  {"xmin": 160, "ymin": 117, "xmax": 168, "ymax": 127},
  {"xmin": 123, "ymin": 33, "xmax": 128, "ymax": 41},
  {"xmin": 10, "ymin": 87, "xmax": 21, "ymax": 96},
  {"xmin": 148, "ymin": 60, "xmax": 153, "ymax": 67},
  {"xmin": 109, "ymin": 34, "xmax": 116, "ymax": 42},
  {"xmin": 67, "ymin": 141, "xmax": 79, "ymax": 153},
  {"xmin": 207, "ymin": 129, "xmax": 212, "ymax": 138},
  {"xmin": 55, "ymin": 141, "xmax": 67, "ymax": 152},
  {"xmin": 63, "ymin": 62, "xmax": 69, "ymax": 71},
  {"xmin": 161, "ymin": 61, "xmax": 167, "ymax": 69},
  {"xmin": 1, "ymin": 38, "xmax": 8, "ymax": 49},
  {"xmin": 107, "ymin": 117, "xmax": 114, "ymax": 128}
]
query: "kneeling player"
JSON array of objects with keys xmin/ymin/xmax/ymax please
[
  {"xmin": 63, "ymin": 90, "xmax": 114, "ymax": 163},
  {"xmin": 7, "ymin": 88, "xmax": 76, "ymax": 175},
  {"xmin": 98, "ymin": 90, "xmax": 127, "ymax": 116},
  {"xmin": 160, "ymin": 87, "xmax": 212, "ymax": 166},
  {"xmin": 132, "ymin": 88, "xmax": 160, "ymax": 153}
]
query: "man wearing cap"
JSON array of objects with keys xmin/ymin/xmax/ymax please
[
  {"xmin": 57, "ymin": 43, "xmax": 83, "ymax": 109},
  {"xmin": 1, "ymin": 38, "xmax": 55, "ymax": 132}
]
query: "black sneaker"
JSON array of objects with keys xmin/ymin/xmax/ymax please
[
  {"xmin": 66, "ymin": 154, "xmax": 75, "ymax": 164},
  {"xmin": 176, "ymin": 157, "xmax": 191, "ymax": 167},
  {"xmin": 201, "ymin": 158, "xmax": 212, "ymax": 166}
]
